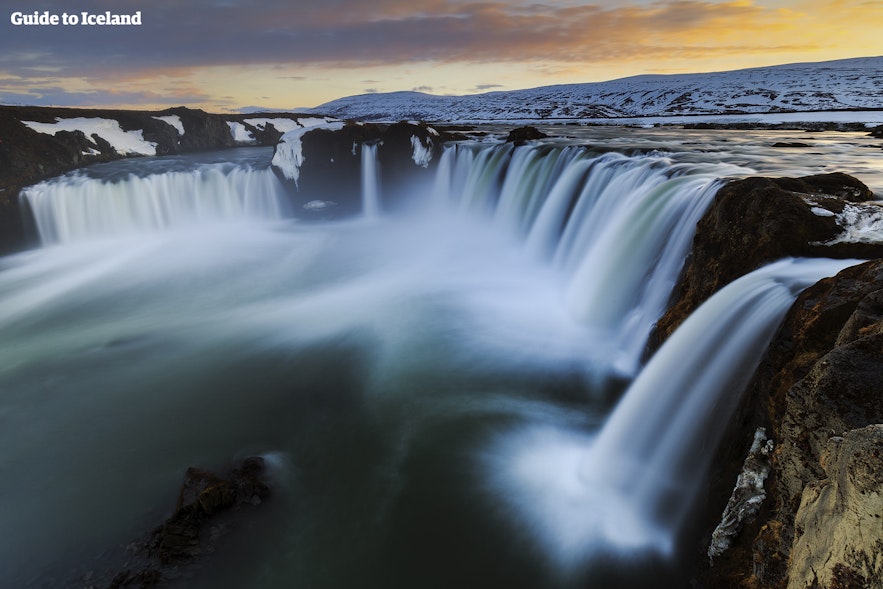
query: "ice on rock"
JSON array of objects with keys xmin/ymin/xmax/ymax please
[
  {"xmin": 410, "ymin": 135, "xmax": 433, "ymax": 167},
  {"xmin": 828, "ymin": 203, "xmax": 883, "ymax": 244},
  {"xmin": 271, "ymin": 122, "xmax": 345, "ymax": 185}
]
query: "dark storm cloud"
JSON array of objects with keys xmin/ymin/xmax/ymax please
[
  {"xmin": 0, "ymin": 0, "xmax": 774, "ymax": 81},
  {"xmin": 473, "ymin": 83, "xmax": 504, "ymax": 91}
]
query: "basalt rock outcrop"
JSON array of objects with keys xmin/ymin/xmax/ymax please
[
  {"xmin": 652, "ymin": 173, "xmax": 883, "ymax": 347},
  {"xmin": 271, "ymin": 121, "xmax": 441, "ymax": 218},
  {"xmin": 505, "ymin": 125, "xmax": 548, "ymax": 145},
  {"xmin": 664, "ymin": 174, "xmax": 883, "ymax": 589},
  {"xmin": 85, "ymin": 455, "xmax": 273, "ymax": 589}
]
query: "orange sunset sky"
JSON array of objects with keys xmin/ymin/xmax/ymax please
[{"xmin": 1, "ymin": 0, "xmax": 882, "ymax": 112}]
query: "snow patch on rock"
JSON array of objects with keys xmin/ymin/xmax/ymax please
[
  {"xmin": 22, "ymin": 117, "xmax": 158, "ymax": 155},
  {"xmin": 244, "ymin": 118, "xmax": 302, "ymax": 134},
  {"xmin": 827, "ymin": 202, "xmax": 883, "ymax": 244},
  {"xmin": 271, "ymin": 122, "xmax": 345, "ymax": 185},
  {"xmin": 227, "ymin": 122, "xmax": 256, "ymax": 143},
  {"xmin": 708, "ymin": 427, "xmax": 774, "ymax": 563},
  {"xmin": 152, "ymin": 115, "xmax": 185, "ymax": 136}
]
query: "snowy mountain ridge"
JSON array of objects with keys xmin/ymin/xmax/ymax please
[{"xmin": 310, "ymin": 56, "xmax": 883, "ymax": 122}]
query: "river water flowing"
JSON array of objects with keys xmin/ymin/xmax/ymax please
[{"xmin": 1, "ymin": 128, "xmax": 878, "ymax": 588}]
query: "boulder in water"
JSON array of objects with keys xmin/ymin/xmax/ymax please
[
  {"xmin": 505, "ymin": 125, "xmax": 548, "ymax": 145},
  {"xmin": 88, "ymin": 455, "xmax": 273, "ymax": 589}
]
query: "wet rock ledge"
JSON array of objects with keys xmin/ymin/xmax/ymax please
[{"xmin": 653, "ymin": 173, "xmax": 883, "ymax": 589}]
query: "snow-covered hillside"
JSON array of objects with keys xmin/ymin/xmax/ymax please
[{"xmin": 311, "ymin": 56, "xmax": 883, "ymax": 122}]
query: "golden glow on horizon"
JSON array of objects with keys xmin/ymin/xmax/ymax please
[{"xmin": 2, "ymin": 0, "xmax": 882, "ymax": 111}]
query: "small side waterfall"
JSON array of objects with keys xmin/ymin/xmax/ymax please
[
  {"xmin": 489, "ymin": 257, "xmax": 859, "ymax": 570},
  {"xmin": 362, "ymin": 143, "xmax": 382, "ymax": 219},
  {"xmin": 586, "ymin": 256, "xmax": 860, "ymax": 534},
  {"xmin": 20, "ymin": 165, "xmax": 288, "ymax": 244}
]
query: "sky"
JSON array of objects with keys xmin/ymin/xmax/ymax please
[{"xmin": 1, "ymin": 0, "xmax": 881, "ymax": 112}]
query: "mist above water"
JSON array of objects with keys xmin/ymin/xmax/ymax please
[{"xmin": 1, "ymin": 129, "xmax": 871, "ymax": 588}]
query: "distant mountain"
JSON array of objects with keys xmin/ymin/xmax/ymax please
[{"xmin": 310, "ymin": 56, "xmax": 883, "ymax": 122}]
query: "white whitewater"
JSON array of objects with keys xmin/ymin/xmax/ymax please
[
  {"xmin": 362, "ymin": 143, "xmax": 382, "ymax": 219},
  {"xmin": 21, "ymin": 142, "xmax": 746, "ymax": 378},
  {"xmin": 433, "ymin": 143, "xmax": 746, "ymax": 375},
  {"xmin": 488, "ymin": 257, "xmax": 859, "ymax": 570},
  {"xmin": 584, "ymin": 257, "xmax": 859, "ymax": 531},
  {"xmin": 20, "ymin": 165, "xmax": 288, "ymax": 244},
  {"xmin": 8, "ymin": 136, "xmax": 868, "ymax": 587}
]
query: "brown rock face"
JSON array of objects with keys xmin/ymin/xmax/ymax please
[
  {"xmin": 651, "ymin": 173, "xmax": 883, "ymax": 350},
  {"xmin": 786, "ymin": 425, "xmax": 883, "ymax": 589},
  {"xmin": 645, "ymin": 172, "xmax": 883, "ymax": 588},
  {"xmin": 693, "ymin": 260, "xmax": 883, "ymax": 589}
]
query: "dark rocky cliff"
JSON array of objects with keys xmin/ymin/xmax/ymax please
[
  {"xmin": 270, "ymin": 121, "xmax": 442, "ymax": 218},
  {"xmin": 654, "ymin": 174, "xmax": 883, "ymax": 589},
  {"xmin": 651, "ymin": 173, "xmax": 883, "ymax": 347}
]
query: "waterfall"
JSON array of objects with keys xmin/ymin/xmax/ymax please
[
  {"xmin": 488, "ymin": 257, "xmax": 859, "ymax": 569},
  {"xmin": 20, "ymin": 141, "xmax": 746, "ymax": 377},
  {"xmin": 432, "ymin": 143, "xmax": 746, "ymax": 376},
  {"xmin": 362, "ymin": 143, "xmax": 382, "ymax": 219},
  {"xmin": 20, "ymin": 165, "xmax": 288, "ymax": 244},
  {"xmin": 5, "ymin": 133, "xmax": 872, "ymax": 588}
]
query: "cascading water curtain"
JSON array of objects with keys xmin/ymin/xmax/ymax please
[
  {"xmin": 485, "ymin": 257, "xmax": 860, "ymax": 572},
  {"xmin": 20, "ymin": 165, "xmax": 288, "ymax": 244},
  {"xmin": 431, "ymin": 142, "xmax": 747, "ymax": 376}
]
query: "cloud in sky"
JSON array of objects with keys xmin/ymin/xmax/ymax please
[
  {"xmin": 1, "ymin": 0, "xmax": 882, "ymax": 108},
  {"xmin": 473, "ymin": 84, "xmax": 504, "ymax": 91}
]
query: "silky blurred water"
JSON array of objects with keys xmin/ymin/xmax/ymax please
[{"xmin": 0, "ymin": 127, "xmax": 877, "ymax": 588}]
